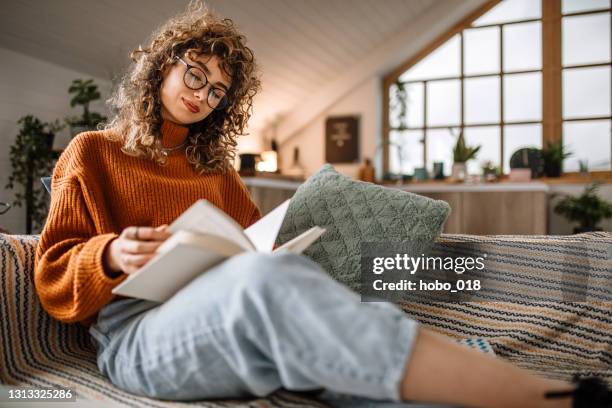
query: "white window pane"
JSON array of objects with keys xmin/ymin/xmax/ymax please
[
  {"xmin": 473, "ymin": 0, "xmax": 541, "ymax": 26},
  {"xmin": 390, "ymin": 130, "xmax": 423, "ymax": 174},
  {"xmin": 563, "ymin": 120, "xmax": 612, "ymax": 171},
  {"xmin": 504, "ymin": 124, "xmax": 542, "ymax": 174},
  {"xmin": 503, "ymin": 22, "xmax": 542, "ymax": 71},
  {"xmin": 465, "ymin": 76, "xmax": 500, "ymax": 125},
  {"xmin": 563, "ymin": 66, "xmax": 611, "ymax": 118},
  {"xmin": 426, "ymin": 128, "xmax": 457, "ymax": 176},
  {"xmin": 563, "ymin": 14, "xmax": 611, "ymax": 66},
  {"xmin": 563, "ymin": 0, "xmax": 610, "ymax": 14},
  {"xmin": 426, "ymin": 80, "xmax": 461, "ymax": 126},
  {"xmin": 504, "ymin": 72, "xmax": 542, "ymax": 122},
  {"xmin": 400, "ymin": 35, "xmax": 460, "ymax": 81},
  {"xmin": 464, "ymin": 27, "xmax": 500, "ymax": 75},
  {"xmin": 390, "ymin": 82, "xmax": 424, "ymax": 128},
  {"xmin": 463, "ymin": 126, "xmax": 501, "ymax": 175}
]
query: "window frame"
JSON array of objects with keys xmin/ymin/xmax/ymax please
[{"xmin": 382, "ymin": 0, "xmax": 612, "ymax": 176}]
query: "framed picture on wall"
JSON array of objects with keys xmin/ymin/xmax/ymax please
[{"xmin": 325, "ymin": 115, "xmax": 359, "ymax": 163}]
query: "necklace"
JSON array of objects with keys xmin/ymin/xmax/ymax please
[{"xmin": 160, "ymin": 141, "xmax": 188, "ymax": 158}]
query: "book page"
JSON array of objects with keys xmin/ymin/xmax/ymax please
[
  {"xmin": 273, "ymin": 226, "xmax": 326, "ymax": 254},
  {"xmin": 244, "ymin": 199, "xmax": 291, "ymax": 252},
  {"xmin": 169, "ymin": 200, "xmax": 254, "ymax": 250}
]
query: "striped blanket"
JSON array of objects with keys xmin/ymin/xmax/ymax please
[
  {"xmin": 1, "ymin": 232, "xmax": 610, "ymax": 407},
  {"xmin": 401, "ymin": 232, "xmax": 612, "ymax": 385}
]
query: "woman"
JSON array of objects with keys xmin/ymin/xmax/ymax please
[{"xmin": 34, "ymin": 3, "xmax": 604, "ymax": 407}]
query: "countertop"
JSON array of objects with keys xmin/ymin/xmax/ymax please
[
  {"xmin": 242, "ymin": 174, "xmax": 611, "ymax": 193},
  {"xmin": 242, "ymin": 177, "xmax": 552, "ymax": 192}
]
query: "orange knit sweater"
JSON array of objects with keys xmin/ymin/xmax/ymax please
[{"xmin": 34, "ymin": 120, "xmax": 261, "ymax": 325}]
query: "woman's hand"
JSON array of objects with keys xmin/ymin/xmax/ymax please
[{"xmin": 104, "ymin": 225, "xmax": 172, "ymax": 277}]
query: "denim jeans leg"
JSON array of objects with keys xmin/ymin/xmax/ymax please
[{"xmin": 91, "ymin": 252, "xmax": 420, "ymax": 402}]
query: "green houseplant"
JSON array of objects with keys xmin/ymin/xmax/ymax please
[
  {"xmin": 66, "ymin": 79, "xmax": 107, "ymax": 137},
  {"xmin": 392, "ymin": 80, "xmax": 409, "ymax": 130},
  {"xmin": 5, "ymin": 115, "xmax": 62, "ymax": 233},
  {"xmin": 554, "ymin": 183, "xmax": 612, "ymax": 233},
  {"xmin": 451, "ymin": 129, "xmax": 480, "ymax": 182},
  {"xmin": 541, "ymin": 141, "xmax": 572, "ymax": 178}
]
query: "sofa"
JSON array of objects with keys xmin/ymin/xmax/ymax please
[{"xmin": 1, "ymin": 232, "xmax": 611, "ymax": 407}]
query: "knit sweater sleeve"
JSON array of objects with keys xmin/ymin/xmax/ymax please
[
  {"xmin": 222, "ymin": 168, "xmax": 261, "ymax": 228},
  {"xmin": 34, "ymin": 137, "xmax": 125, "ymax": 324}
]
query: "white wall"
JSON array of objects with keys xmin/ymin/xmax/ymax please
[
  {"xmin": 0, "ymin": 47, "xmax": 111, "ymax": 234},
  {"xmin": 278, "ymin": 76, "xmax": 381, "ymax": 179}
]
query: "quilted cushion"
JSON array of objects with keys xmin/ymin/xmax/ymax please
[{"xmin": 276, "ymin": 164, "xmax": 450, "ymax": 291}]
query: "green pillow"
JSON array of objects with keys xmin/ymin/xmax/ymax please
[{"xmin": 276, "ymin": 164, "xmax": 451, "ymax": 291}]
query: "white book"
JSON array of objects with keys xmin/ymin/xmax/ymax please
[{"xmin": 112, "ymin": 199, "xmax": 325, "ymax": 303}]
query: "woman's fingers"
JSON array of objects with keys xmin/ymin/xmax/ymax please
[
  {"xmin": 112, "ymin": 225, "xmax": 172, "ymax": 275},
  {"xmin": 121, "ymin": 253, "xmax": 155, "ymax": 269},
  {"xmin": 121, "ymin": 226, "xmax": 171, "ymax": 242},
  {"xmin": 122, "ymin": 239, "xmax": 164, "ymax": 254},
  {"xmin": 138, "ymin": 226, "xmax": 171, "ymax": 241}
]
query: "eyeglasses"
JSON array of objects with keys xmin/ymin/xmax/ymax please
[{"xmin": 175, "ymin": 56, "xmax": 229, "ymax": 110}]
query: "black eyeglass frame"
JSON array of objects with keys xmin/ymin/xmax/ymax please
[{"xmin": 174, "ymin": 56, "xmax": 229, "ymax": 111}]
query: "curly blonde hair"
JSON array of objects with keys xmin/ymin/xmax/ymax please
[{"xmin": 105, "ymin": 1, "xmax": 260, "ymax": 174}]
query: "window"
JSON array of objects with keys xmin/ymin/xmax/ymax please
[
  {"xmin": 384, "ymin": 0, "xmax": 611, "ymax": 176},
  {"xmin": 561, "ymin": 1, "xmax": 611, "ymax": 171}
]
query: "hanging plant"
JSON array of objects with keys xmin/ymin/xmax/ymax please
[{"xmin": 393, "ymin": 80, "xmax": 409, "ymax": 130}]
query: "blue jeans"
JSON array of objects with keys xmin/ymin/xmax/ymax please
[{"xmin": 90, "ymin": 252, "xmax": 425, "ymax": 405}]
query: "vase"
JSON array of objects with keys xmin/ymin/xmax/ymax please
[
  {"xmin": 433, "ymin": 162, "xmax": 445, "ymax": 180},
  {"xmin": 451, "ymin": 163, "xmax": 467, "ymax": 182},
  {"xmin": 45, "ymin": 132, "xmax": 55, "ymax": 151},
  {"xmin": 544, "ymin": 162, "xmax": 562, "ymax": 178}
]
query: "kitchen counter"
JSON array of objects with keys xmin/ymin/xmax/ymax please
[{"xmin": 242, "ymin": 177, "xmax": 551, "ymax": 192}]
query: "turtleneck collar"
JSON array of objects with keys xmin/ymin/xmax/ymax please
[{"xmin": 160, "ymin": 120, "xmax": 189, "ymax": 149}]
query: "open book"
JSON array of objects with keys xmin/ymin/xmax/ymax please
[{"xmin": 112, "ymin": 199, "xmax": 325, "ymax": 302}]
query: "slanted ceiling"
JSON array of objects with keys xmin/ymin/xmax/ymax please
[{"xmin": 0, "ymin": 0, "xmax": 479, "ymax": 136}]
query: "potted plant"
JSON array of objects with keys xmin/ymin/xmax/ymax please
[
  {"xmin": 481, "ymin": 160, "xmax": 501, "ymax": 182},
  {"xmin": 66, "ymin": 79, "xmax": 107, "ymax": 137},
  {"xmin": 541, "ymin": 141, "xmax": 572, "ymax": 178},
  {"xmin": 451, "ymin": 129, "xmax": 480, "ymax": 182},
  {"xmin": 553, "ymin": 183, "xmax": 612, "ymax": 234},
  {"xmin": 5, "ymin": 115, "xmax": 63, "ymax": 233}
]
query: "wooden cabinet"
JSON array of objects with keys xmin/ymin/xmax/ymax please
[
  {"xmin": 244, "ymin": 179, "xmax": 548, "ymax": 235},
  {"xmin": 246, "ymin": 185, "xmax": 296, "ymax": 215},
  {"xmin": 422, "ymin": 193, "xmax": 462, "ymax": 233},
  {"xmin": 422, "ymin": 191, "xmax": 547, "ymax": 235}
]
